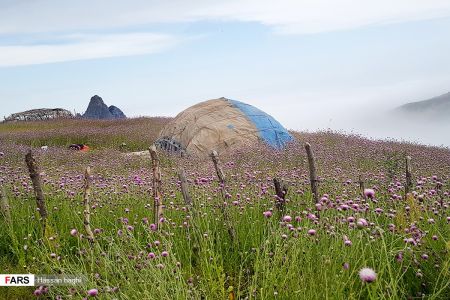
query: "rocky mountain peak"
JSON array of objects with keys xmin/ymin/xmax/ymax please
[
  {"xmin": 83, "ymin": 95, "xmax": 126, "ymax": 119},
  {"xmin": 108, "ymin": 105, "xmax": 126, "ymax": 119}
]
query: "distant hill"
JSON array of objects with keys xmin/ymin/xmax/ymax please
[
  {"xmin": 396, "ymin": 92, "xmax": 450, "ymax": 118},
  {"xmin": 83, "ymin": 95, "xmax": 126, "ymax": 120}
]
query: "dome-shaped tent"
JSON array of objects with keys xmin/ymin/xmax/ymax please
[{"xmin": 155, "ymin": 97, "xmax": 293, "ymax": 156}]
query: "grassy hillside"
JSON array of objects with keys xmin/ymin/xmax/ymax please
[
  {"xmin": 0, "ymin": 117, "xmax": 170, "ymax": 151},
  {"xmin": 0, "ymin": 118, "xmax": 449, "ymax": 299}
]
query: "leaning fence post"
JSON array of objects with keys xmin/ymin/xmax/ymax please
[
  {"xmin": 304, "ymin": 143, "xmax": 319, "ymax": 203},
  {"xmin": 83, "ymin": 167, "xmax": 95, "ymax": 242},
  {"xmin": 405, "ymin": 155, "xmax": 412, "ymax": 195},
  {"xmin": 25, "ymin": 150, "xmax": 48, "ymax": 232},
  {"xmin": 210, "ymin": 150, "xmax": 226, "ymax": 185},
  {"xmin": 149, "ymin": 145, "xmax": 163, "ymax": 229},
  {"xmin": 210, "ymin": 150, "xmax": 235, "ymax": 241},
  {"xmin": 273, "ymin": 178, "xmax": 288, "ymax": 211},
  {"xmin": 178, "ymin": 168, "xmax": 192, "ymax": 206}
]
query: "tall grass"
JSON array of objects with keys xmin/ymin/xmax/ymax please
[{"xmin": 0, "ymin": 119, "xmax": 448, "ymax": 299}]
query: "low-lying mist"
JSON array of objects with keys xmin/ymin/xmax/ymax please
[
  {"xmin": 347, "ymin": 111, "xmax": 450, "ymax": 148},
  {"xmin": 273, "ymin": 98, "xmax": 450, "ymax": 149}
]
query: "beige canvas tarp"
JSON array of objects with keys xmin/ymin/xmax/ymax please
[{"xmin": 158, "ymin": 98, "xmax": 261, "ymax": 156}]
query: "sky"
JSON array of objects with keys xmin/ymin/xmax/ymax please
[{"xmin": 0, "ymin": 0, "xmax": 450, "ymax": 146}]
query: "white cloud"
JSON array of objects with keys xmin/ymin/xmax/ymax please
[
  {"xmin": 194, "ymin": 0, "xmax": 450, "ymax": 34},
  {"xmin": 0, "ymin": 33, "xmax": 179, "ymax": 67},
  {"xmin": 1, "ymin": 0, "xmax": 449, "ymax": 66},
  {"xmin": 0, "ymin": 0, "xmax": 449, "ymax": 35}
]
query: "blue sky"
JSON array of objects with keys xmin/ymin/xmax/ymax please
[{"xmin": 0, "ymin": 1, "xmax": 450, "ymax": 145}]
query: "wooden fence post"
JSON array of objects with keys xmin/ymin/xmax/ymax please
[
  {"xmin": 178, "ymin": 168, "xmax": 192, "ymax": 206},
  {"xmin": 304, "ymin": 143, "xmax": 319, "ymax": 203},
  {"xmin": 210, "ymin": 150, "xmax": 235, "ymax": 241},
  {"xmin": 0, "ymin": 186, "xmax": 11, "ymax": 221},
  {"xmin": 25, "ymin": 150, "xmax": 48, "ymax": 232},
  {"xmin": 210, "ymin": 150, "xmax": 226, "ymax": 185},
  {"xmin": 83, "ymin": 167, "xmax": 95, "ymax": 242},
  {"xmin": 273, "ymin": 178, "xmax": 288, "ymax": 211},
  {"xmin": 436, "ymin": 181, "xmax": 444, "ymax": 208},
  {"xmin": 358, "ymin": 175, "xmax": 365, "ymax": 199},
  {"xmin": 149, "ymin": 145, "xmax": 163, "ymax": 229},
  {"xmin": 405, "ymin": 155, "xmax": 412, "ymax": 195}
]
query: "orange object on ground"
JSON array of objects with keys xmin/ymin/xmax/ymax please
[{"xmin": 69, "ymin": 144, "xmax": 90, "ymax": 152}]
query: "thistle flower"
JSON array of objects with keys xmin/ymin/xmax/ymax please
[
  {"xmin": 87, "ymin": 288, "xmax": 98, "ymax": 297},
  {"xmin": 282, "ymin": 215, "xmax": 292, "ymax": 222},
  {"xmin": 364, "ymin": 188, "xmax": 375, "ymax": 199},
  {"xmin": 161, "ymin": 251, "xmax": 169, "ymax": 257},
  {"xmin": 307, "ymin": 229, "xmax": 316, "ymax": 236},
  {"xmin": 356, "ymin": 218, "xmax": 368, "ymax": 229},
  {"xmin": 70, "ymin": 229, "xmax": 78, "ymax": 236},
  {"xmin": 359, "ymin": 267, "xmax": 377, "ymax": 283},
  {"xmin": 263, "ymin": 211, "xmax": 272, "ymax": 218},
  {"xmin": 33, "ymin": 289, "xmax": 43, "ymax": 296}
]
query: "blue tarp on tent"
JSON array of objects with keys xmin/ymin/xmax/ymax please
[{"xmin": 228, "ymin": 99, "xmax": 293, "ymax": 149}]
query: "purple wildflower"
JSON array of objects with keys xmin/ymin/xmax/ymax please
[
  {"xmin": 359, "ymin": 268, "xmax": 377, "ymax": 283},
  {"xmin": 364, "ymin": 188, "xmax": 375, "ymax": 199},
  {"xmin": 263, "ymin": 211, "xmax": 272, "ymax": 218},
  {"xmin": 282, "ymin": 215, "xmax": 292, "ymax": 222},
  {"xmin": 87, "ymin": 289, "xmax": 98, "ymax": 297}
]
